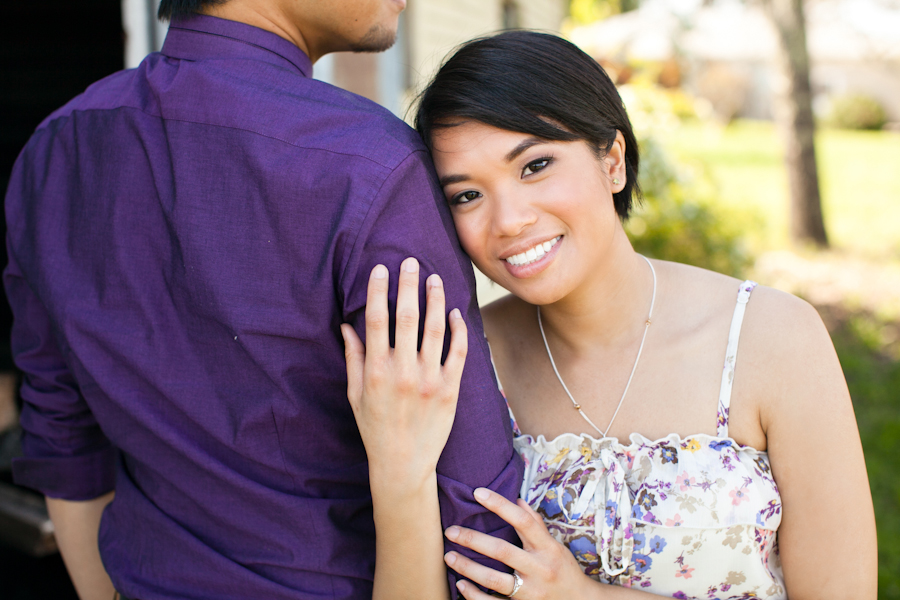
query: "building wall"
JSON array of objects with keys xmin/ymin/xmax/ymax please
[
  {"xmin": 123, "ymin": 0, "xmax": 168, "ymax": 68},
  {"xmin": 518, "ymin": 0, "xmax": 570, "ymax": 31},
  {"xmin": 407, "ymin": 0, "xmax": 569, "ymax": 97}
]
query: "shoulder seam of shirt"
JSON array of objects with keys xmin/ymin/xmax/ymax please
[
  {"xmin": 337, "ymin": 150, "xmax": 435, "ymax": 297},
  {"xmin": 39, "ymin": 105, "xmax": 419, "ymax": 171}
]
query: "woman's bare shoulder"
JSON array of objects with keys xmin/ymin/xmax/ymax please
[
  {"xmin": 735, "ymin": 283, "xmax": 845, "ymax": 430},
  {"xmin": 742, "ymin": 284, "xmax": 831, "ymax": 358},
  {"xmin": 658, "ymin": 259, "xmax": 822, "ymax": 337}
]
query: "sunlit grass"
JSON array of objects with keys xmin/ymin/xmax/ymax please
[{"xmin": 660, "ymin": 119, "xmax": 900, "ymax": 256}]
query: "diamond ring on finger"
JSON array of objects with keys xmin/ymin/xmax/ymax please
[{"xmin": 508, "ymin": 572, "xmax": 523, "ymax": 597}]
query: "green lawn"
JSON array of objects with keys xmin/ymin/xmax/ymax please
[
  {"xmin": 659, "ymin": 120, "xmax": 900, "ymax": 597},
  {"xmin": 660, "ymin": 120, "xmax": 900, "ymax": 256}
]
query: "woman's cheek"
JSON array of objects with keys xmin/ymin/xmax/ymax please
[{"xmin": 460, "ymin": 225, "xmax": 500, "ymax": 283}]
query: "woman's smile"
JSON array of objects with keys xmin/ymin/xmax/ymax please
[{"xmin": 501, "ymin": 235, "xmax": 563, "ymax": 278}]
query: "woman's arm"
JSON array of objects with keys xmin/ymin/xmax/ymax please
[
  {"xmin": 745, "ymin": 290, "xmax": 877, "ymax": 599},
  {"xmin": 46, "ymin": 492, "xmax": 116, "ymax": 600},
  {"xmin": 341, "ymin": 258, "xmax": 467, "ymax": 600}
]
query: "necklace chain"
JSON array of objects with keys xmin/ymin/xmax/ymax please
[{"xmin": 536, "ymin": 255, "xmax": 657, "ymax": 438}]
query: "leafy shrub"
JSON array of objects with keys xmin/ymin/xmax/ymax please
[
  {"xmin": 828, "ymin": 94, "xmax": 887, "ymax": 131},
  {"xmin": 626, "ymin": 135, "xmax": 755, "ymax": 277}
]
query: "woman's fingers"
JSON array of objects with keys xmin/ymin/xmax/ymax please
[
  {"xmin": 444, "ymin": 552, "xmax": 517, "ymax": 598},
  {"xmin": 443, "ymin": 308, "xmax": 468, "ymax": 382},
  {"xmin": 445, "ymin": 524, "xmax": 527, "ymax": 573},
  {"xmin": 419, "ymin": 274, "xmax": 446, "ymax": 365},
  {"xmin": 471, "ymin": 488, "xmax": 548, "ymax": 550},
  {"xmin": 340, "ymin": 324, "xmax": 365, "ymax": 406},
  {"xmin": 364, "ymin": 264, "xmax": 390, "ymax": 358},
  {"xmin": 518, "ymin": 498, "xmax": 545, "ymax": 528},
  {"xmin": 454, "ymin": 579, "xmax": 498, "ymax": 600},
  {"xmin": 393, "ymin": 257, "xmax": 421, "ymax": 359},
  {"xmin": 359, "ymin": 258, "xmax": 463, "ymax": 402}
]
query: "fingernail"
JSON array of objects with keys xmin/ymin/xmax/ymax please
[
  {"xmin": 456, "ymin": 581, "xmax": 467, "ymax": 593},
  {"xmin": 372, "ymin": 264, "xmax": 387, "ymax": 279},
  {"xmin": 474, "ymin": 488, "xmax": 490, "ymax": 502},
  {"xmin": 445, "ymin": 526, "xmax": 460, "ymax": 540},
  {"xmin": 402, "ymin": 257, "xmax": 419, "ymax": 273},
  {"xmin": 450, "ymin": 308, "xmax": 462, "ymax": 320},
  {"xmin": 444, "ymin": 552, "xmax": 457, "ymax": 566},
  {"xmin": 427, "ymin": 274, "xmax": 442, "ymax": 288}
]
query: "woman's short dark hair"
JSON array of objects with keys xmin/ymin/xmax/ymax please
[
  {"xmin": 415, "ymin": 30, "xmax": 640, "ymax": 219},
  {"xmin": 158, "ymin": 0, "xmax": 228, "ymax": 21}
]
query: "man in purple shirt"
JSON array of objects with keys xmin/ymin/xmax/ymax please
[{"xmin": 4, "ymin": 0, "xmax": 523, "ymax": 598}]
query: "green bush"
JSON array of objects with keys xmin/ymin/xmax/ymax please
[
  {"xmin": 828, "ymin": 94, "xmax": 888, "ymax": 131},
  {"xmin": 827, "ymin": 309, "xmax": 900, "ymax": 599},
  {"xmin": 626, "ymin": 135, "xmax": 755, "ymax": 277}
]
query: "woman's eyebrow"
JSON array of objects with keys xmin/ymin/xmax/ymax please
[
  {"xmin": 505, "ymin": 137, "xmax": 546, "ymax": 162},
  {"xmin": 439, "ymin": 173, "xmax": 469, "ymax": 187},
  {"xmin": 439, "ymin": 137, "xmax": 547, "ymax": 187}
]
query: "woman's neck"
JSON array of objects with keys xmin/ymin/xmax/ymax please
[{"xmin": 536, "ymin": 234, "xmax": 656, "ymax": 356}]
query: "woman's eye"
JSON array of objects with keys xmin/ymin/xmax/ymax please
[
  {"xmin": 451, "ymin": 190, "xmax": 482, "ymax": 205},
  {"xmin": 523, "ymin": 158, "xmax": 551, "ymax": 177}
]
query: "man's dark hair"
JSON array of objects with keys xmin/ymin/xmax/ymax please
[
  {"xmin": 158, "ymin": 0, "xmax": 228, "ymax": 21},
  {"xmin": 415, "ymin": 30, "xmax": 641, "ymax": 219}
]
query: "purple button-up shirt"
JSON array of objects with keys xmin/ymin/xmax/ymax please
[{"xmin": 6, "ymin": 15, "xmax": 523, "ymax": 599}]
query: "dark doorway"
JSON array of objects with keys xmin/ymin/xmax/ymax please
[{"xmin": 0, "ymin": 1, "xmax": 124, "ymax": 598}]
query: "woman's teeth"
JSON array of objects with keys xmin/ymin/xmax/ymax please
[{"xmin": 505, "ymin": 236, "xmax": 561, "ymax": 267}]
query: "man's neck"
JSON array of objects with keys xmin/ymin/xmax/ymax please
[{"xmin": 200, "ymin": 1, "xmax": 315, "ymax": 60}]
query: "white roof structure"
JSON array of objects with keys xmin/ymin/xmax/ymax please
[{"xmin": 570, "ymin": 0, "xmax": 900, "ymax": 63}]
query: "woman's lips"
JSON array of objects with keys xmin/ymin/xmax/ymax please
[{"xmin": 502, "ymin": 236, "xmax": 563, "ymax": 278}]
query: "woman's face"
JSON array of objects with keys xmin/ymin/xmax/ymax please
[{"xmin": 430, "ymin": 121, "xmax": 628, "ymax": 306}]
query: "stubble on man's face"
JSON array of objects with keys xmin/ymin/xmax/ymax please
[{"xmin": 348, "ymin": 23, "xmax": 397, "ymax": 53}]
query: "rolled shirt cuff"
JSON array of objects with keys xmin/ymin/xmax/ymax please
[
  {"xmin": 438, "ymin": 449, "xmax": 525, "ymax": 597},
  {"xmin": 12, "ymin": 445, "xmax": 117, "ymax": 500}
]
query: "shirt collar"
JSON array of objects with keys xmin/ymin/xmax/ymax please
[{"xmin": 161, "ymin": 14, "xmax": 313, "ymax": 78}]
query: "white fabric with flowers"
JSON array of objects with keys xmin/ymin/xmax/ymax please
[{"xmin": 502, "ymin": 281, "xmax": 786, "ymax": 599}]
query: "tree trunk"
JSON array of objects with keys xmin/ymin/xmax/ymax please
[{"xmin": 764, "ymin": 0, "xmax": 829, "ymax": 247}]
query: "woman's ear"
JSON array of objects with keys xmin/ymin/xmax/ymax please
[{"xmin": 606, "ymin": 131, "xmax": 628, "ymax": 193}]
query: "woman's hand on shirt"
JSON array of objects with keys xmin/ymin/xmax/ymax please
[
  {"xmin": 444, "ymin": 488, "xmax": 596, "ymax": 600},
  {"xmin": 446, "ymin": 488, "xmax": 662, "ymax": 600},
  {"xmin": 341, "ymin": 256, "xmax": 468, "ymax": 491}
]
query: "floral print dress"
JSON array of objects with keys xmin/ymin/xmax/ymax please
[{"xmin": 502, "ymin": 282, "xmax": 786, "ymax": 599}]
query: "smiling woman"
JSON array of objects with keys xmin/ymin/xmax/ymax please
[{"xmin": 344, "ymin": 30, "xmax": 878, "ymax": 600}]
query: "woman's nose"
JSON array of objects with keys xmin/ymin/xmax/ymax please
[{"xmin": 490, "ymin": 194, "xmax": 538, "ymax": 238}]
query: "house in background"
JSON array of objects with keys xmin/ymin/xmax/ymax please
[
  {"xmin": 123, "ymin": 0, "xmax": 570, "ymax": 117},
  {"xmin": 569, "ymin": 0, "xmax": 900, "ymax": 123}
]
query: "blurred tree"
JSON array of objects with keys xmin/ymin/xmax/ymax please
[
  {"xmin": 761, "ymin": 0, "xmax": 829, "ymax": 247},
  {"xmin": 568, "ymin": 0, "xmax": 828, "ymax": 247},
  {"xmin": 569, "ymin": 0, "xmax": 635, "ymax": 25}
]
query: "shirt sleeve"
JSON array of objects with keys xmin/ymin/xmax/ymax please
[
  {"xmin": 340, "ymin": 150, "xmax": 525, "ymax": 590},
  {"xmin": 5, "ymin": 241, "xmax": 116, "ymax": 501}
]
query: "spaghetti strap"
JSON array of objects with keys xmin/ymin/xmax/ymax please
[
  {"xmin": 485, "ymin": 336, "xmax": 505, "ymax": 394},
  {"xmin": 716, "ymin": 281, "xmax": 758, "ymax": 438},
  {"xmin": 485, "ymin": 337, "xmax": 522, "ymax": 436}
]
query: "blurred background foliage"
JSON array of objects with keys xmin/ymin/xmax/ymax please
[
  {"xmin": 569, "ymin": 0, "xmax": 636, "ymax": 24},
  {"xmin": 827, "ymin": 93, "xmax": 889, "ymax": 131},
  {"xmin": 621, "ymin": 83, "xmax": 758, "ymax": 277}
]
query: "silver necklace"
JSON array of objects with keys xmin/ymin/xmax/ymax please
[{"xmin": 536, "ymin": 255, "xmax": 657, "ymax": 438}]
